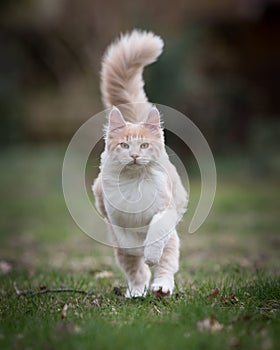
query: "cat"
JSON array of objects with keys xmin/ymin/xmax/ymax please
[{"xmin": 92, "ymin": 30, "xmax": 188, "ymax": 298}]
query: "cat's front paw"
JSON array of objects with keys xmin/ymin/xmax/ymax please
[
  {"xmin": 151, "ymin": 278, "xmax": 174, "ymax": 297},
  {"xmin": 144, "ymin": 244, "xmax": 163, "ymax": 266},
  {"xmin": 125, "ymin": 287, "xmax": 147, "ymax": 298}
]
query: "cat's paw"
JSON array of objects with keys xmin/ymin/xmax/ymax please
[
  {"xmin": 144, "ymin": 245, "xmax": 163, "ymax": 266},
  {"xmin": 125, "ymin": 287, "xmax": 147, "ymax": 298},
  {"xmin": 151, "ymin": 278, "xmax": 174, "ymax": 297}
]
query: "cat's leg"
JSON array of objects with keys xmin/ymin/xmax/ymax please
[
  {"xmin": 151, "ymin": 231, "xmax": 179, "ymax": 296},
  {"xmin": 144, "ymin": 208, "xmax": 178, "ymax": 266},
  {"xmin": 115, "ymin": 248, "xmax": 151, "ymax": 298}
]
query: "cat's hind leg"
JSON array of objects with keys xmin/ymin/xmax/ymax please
[
  {"xmin": 115, "ymin": 248, "xmax": 151, "ymax": 298},
  {"xmin": 151, "ymin": 231, "xmax": 179, "ymax": 296}
]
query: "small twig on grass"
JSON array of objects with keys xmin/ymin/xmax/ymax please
[{"xmin": 13, "ymin": 282, "xmax": 95, "ymax": 297}]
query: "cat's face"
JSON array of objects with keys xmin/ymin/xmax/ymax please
[{"xmin": 105, "ymin": 107, "xmax": 164, "ymax": 167}]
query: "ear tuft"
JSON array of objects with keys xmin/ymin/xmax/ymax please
[{"xmin": 108, "ymin": 107, "xmax": 126, "ymax": 132}]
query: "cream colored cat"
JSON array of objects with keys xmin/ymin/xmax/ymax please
[{"xmin": 93, "ymin": 30, "xmax": 188, "ymax": 297}]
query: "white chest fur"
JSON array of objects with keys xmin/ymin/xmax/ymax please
[{"xmin": 102, "ymin": 165, "xmax": 170, "ymax": 231}]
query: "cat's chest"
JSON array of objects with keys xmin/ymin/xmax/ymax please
[{"xmin": 103, "ymin": 170, "xmax": 169, "ymax": 227}]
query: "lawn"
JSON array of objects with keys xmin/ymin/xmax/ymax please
[{"xmin": 0, "ymin": 145, "xmax": 279, "ymax": 350}]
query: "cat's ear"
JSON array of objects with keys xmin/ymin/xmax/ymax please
[
  {"xmin": 108, "ymin": 107, "xmax": 126, "ymax": 132},
  {"xmin": 144, "ymin": 107, "xmax": 161, "ymax": 132}
]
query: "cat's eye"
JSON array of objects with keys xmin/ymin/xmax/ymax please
[
  {"xmin": 120, "ymin": 142, "xmax": 129, "ymax": 149},
  {"xmin": 140, "ymin": 142, "xmax": 149, "ymax": 149}
]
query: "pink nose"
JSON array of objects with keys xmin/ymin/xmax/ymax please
[{"xmin": 131, "ymin": 154, "xmax": 139, "ymax": 159}]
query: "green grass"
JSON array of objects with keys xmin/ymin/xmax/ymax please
[{"xmin": 0, "ymin": 145, "xmax": 279, "ymax": 350}]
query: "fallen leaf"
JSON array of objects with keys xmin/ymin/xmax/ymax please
[
  {"xmin": 61, "ymin": 304, "xmax": 68, "ymax": 319},
  {"xmin": 228, "ymin": 336, "xmax": 240, "ymax": 348},
  {"xmin": 208, "ymin": 287, "xmax": 220, "ymax": 300},
  {"xmin": 220, "ymin": 293, "xmax": 240, "ymax": 305},
  {"xmin": 261, "ymin": 338, "xmax": 273, "ymax": 350},
  {"xmin": 91, "ymin": 298, "xmax": 101, "ymax": 307},
  {"xmin": 95, "ymin": 271, "xmax": 114, "ymax": 279},
  {"xmin": 154, "ymin": 287, "xmax": 171, "ymax": 298},
  {"xmin": 0, "ymin": 261, "xmax": 12, "ymax": 275},
  {"xmin": 230, "ymin": 293, "xmax": 239, "ymax": 304},
  {"xmin": 56, "ymin": 321, "xmax": 81, "ymax": 334},
  {"xmin": 153, "ymin": 305, "xmax": 161, "ymax": 314},
  {"xmin": 220, "ymin": 295, "xmax": 230, "ymax": 305},
  {"xmin": 197, "ymin": 314, "xmax": 223, "ymax": 333}
]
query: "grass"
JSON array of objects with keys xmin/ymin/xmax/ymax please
[{"xmin": 0, "ymin": 145, "xmax": 279, "ymax": 350}]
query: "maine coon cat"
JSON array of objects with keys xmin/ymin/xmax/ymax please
[{"xmin": 93, "ymin": 30, "xmax": 188, "ymax": 297}]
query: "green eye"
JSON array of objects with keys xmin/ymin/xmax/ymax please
[
  {"xmin": 140, "ymin": 143, "xmax": 149, "ymax": 149},
  {"xmin": 120, "ymin": 142, "xmax": 129, "ymax": 149}
]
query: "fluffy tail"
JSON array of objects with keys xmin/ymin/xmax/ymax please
[{"xmin": 100, "ymin": 29, "xmax": 164, "ymax": 123}]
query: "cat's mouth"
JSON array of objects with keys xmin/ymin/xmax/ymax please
[
  {"xmin": 130, "ymin": 160, "xmax": 140, "ymax": 165},
  {"xmin": 125, "ymin": 158, "xmax": 149, "ymax": 167},
  {"xmin": 128, "ymin": 159, "xmax": 142, "ymax": 166}
]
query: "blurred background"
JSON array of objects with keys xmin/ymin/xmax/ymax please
[{"xmin": 0, "ymin": 0, "xmax": 279, "ymax": 273}]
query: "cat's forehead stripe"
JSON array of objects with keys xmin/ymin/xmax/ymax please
[
  {"xmin": 112, "ymin": 125, "xmax": 161, "ymax": 142},
  {"xmin": 126, "ymin": 135, "xmax": 143, "ymax": 141}
]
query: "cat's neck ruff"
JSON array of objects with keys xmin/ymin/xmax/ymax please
[{"xmin": 103, "ymin": 155, "xmax": 170, "ymax": 180}]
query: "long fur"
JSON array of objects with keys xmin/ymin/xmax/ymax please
[
  {"xmin": 93, "ymin": 30, "xmax": 188, "ymax": 298},
  {"xmin": 100, "ymin": 30, "xmax": 164, "ymax": 123}
]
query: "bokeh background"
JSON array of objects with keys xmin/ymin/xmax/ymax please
[{"xmin": 0, "ymin": 0, "xmax": 279, "ymax": 274}]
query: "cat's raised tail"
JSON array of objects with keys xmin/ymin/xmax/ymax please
[{"xmin": 100, "ymin": 30, "xmax": 163, "ymax": 123}]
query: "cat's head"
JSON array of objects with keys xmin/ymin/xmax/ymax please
[{"xmin": 105, "ymin": 106, "xmax": 164, "ymax": 167}]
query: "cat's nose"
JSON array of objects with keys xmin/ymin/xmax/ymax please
[{"xmin": 130, "ymin": 154, "xmax": 139, "ymax": 159}]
